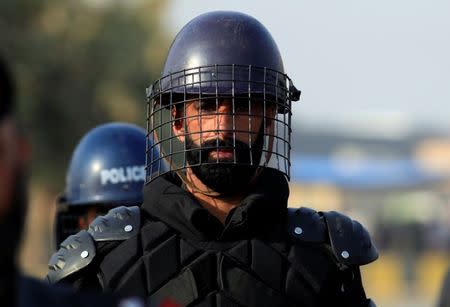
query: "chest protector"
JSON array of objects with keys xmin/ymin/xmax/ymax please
[{"xmin": 48, "ymin": 206, "xmax": 377, "ymax": 307}]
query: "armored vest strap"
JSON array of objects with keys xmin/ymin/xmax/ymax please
[
  {"xmin": 47, "ymin": 206, "xmax": 141, "ymax": 284},
  {"xmin": 148, "ymin": 250, "xmax": 294, "ymax": 307}
]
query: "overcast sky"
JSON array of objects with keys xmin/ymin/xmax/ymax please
[{"xmin": 164, "ymin": 0, "xmax": 450, "ymax": 136}]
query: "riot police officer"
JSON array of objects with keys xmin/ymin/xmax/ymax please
[
  {"xmin": 54, "ymin": 122, "xmax": 164, "ymax": 247},
  {"xmin": 48, "ymin": 11, "xmax": 378, "ymax": 306},
  {"xmin": 0, "ymin": 56, "xmax": 134, "ymax": 307}
]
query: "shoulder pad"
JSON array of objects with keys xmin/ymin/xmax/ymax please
[
  {"xmin": 287, "ymin": 207, "xmax": 327, "ymax": 243},
  {"xmin": 88, "ymin": 206, "xmax": 140, "ymax": 241},
  {"xmin": 47, "ymin": 230, "xmax": 96, "ymax": 284},
  {"xmin": 321, "ymin": 211, "xmax": 378, "ymax": 266}
]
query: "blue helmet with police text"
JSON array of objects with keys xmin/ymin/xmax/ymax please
[
  {"xmin": 54, "ymin": 122, "xmax": 165, "ymax": 247},
  {"xmin": 60, "ymin": 122, "xmax": 162, "ymax": 207}
]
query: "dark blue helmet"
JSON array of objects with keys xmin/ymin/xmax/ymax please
[
  {"xmin": 61, "ymin": 122, "xmax": 154, "ymax": 206},
  {"xmin": 154, "ymin": 11, "xmax": 296, "ymax": 103},
  {"xmin": 55, "ymin": 122, "xmax": 164, "ymax": 247},
  {"xmin": 146, "ymin": 11, "xmax": 300, "ymax": 187}
]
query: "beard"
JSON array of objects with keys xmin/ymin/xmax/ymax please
[{"xmin": 185, "ymin": 129, "xmax": 264, "ymax": 196}]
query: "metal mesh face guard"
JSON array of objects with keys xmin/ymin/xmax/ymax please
[{"xmin": 145, "ymin": 64, "xmax": 300, "ymax": 186}]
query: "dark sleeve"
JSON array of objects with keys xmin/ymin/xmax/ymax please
[
  {"xmin": 18, "ymin": 275, "xmax": 120, "ymax": 307},
  {"xmin": 319, "ymin": 266, "xmax": 374, "ymax": 307},
  {"xmin": 58, "ymin": 266, "xmax": 103, "ymax": 291},
  {"xmin": 437, "ymin": 268, "xmax": 450, "ymax": 307}
]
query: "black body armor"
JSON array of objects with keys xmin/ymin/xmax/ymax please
[{"xmin": 48, "ymin": 171, "xmax": 377, "ymax": 307}]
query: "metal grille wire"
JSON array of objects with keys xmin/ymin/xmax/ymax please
[{"xmin": 145, "ymin": 64, "xmax": 299, "ymax": 184}]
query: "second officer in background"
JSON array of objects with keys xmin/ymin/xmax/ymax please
[{"xmin": 54, "ymin": 122, "xmax": 165, "ymax": 246}]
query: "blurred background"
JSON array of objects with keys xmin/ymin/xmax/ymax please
[{"xmin": 1, "ymin": 0, "xmax": 449, "ymax": 306}]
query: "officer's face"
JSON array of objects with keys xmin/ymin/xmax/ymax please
[
  {"xmin": 172, "ymin": 98, "xmax": 275, "ymax": 162},
  {"xmin": 171, "ymin": 98, "xmax": 275, "ymax": 194},
  {"xmin": 0, "ymin": 117, "xmax": 29, "ymax": 220}
]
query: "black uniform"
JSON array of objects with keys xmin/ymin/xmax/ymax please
[{"xmin": 48, "ymin": 170, "xmax": 377, "ymax": 307}]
